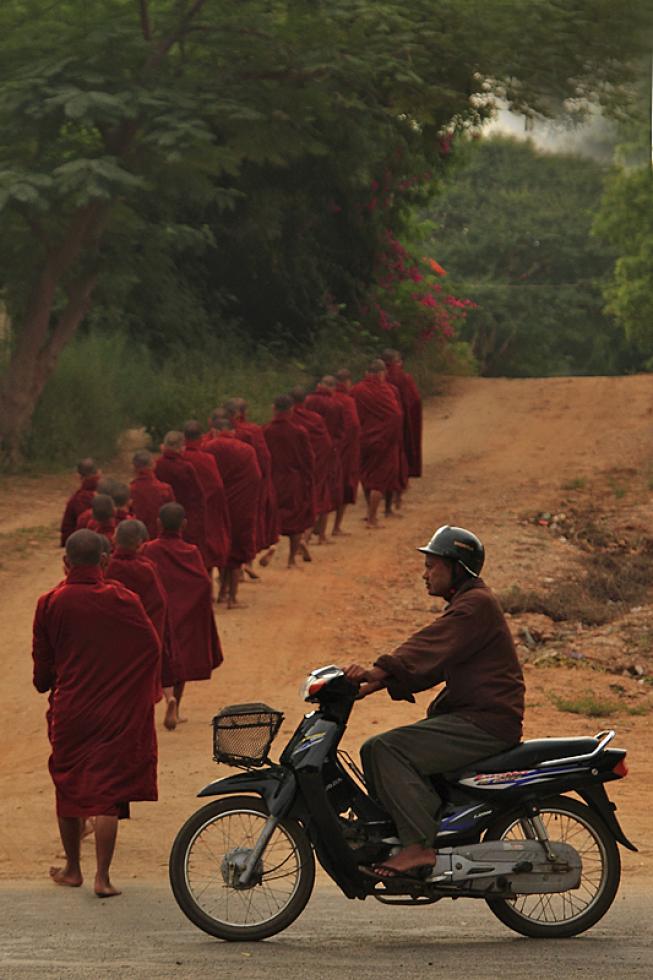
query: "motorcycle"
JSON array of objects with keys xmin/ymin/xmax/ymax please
[{"xmin": 169, "ymin": 664, "xmax": 636, "ymax": 942}]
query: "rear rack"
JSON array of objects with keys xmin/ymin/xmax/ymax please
[{"xmin": 539, "ymin": 729, "xmax": 615, "ymax": 768}]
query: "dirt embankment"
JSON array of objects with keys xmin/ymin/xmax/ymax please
[{"xmin": 1, "ymin": 375, "xmax": 652, "ymax": 883}]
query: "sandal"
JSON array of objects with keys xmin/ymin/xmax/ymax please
[{"xmin": 359, "ymin": 862, "xmax": 433, "ymax": 883}]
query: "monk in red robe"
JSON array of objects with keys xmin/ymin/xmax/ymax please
[
  {"xmin": 183, "ymin": 421, "xmax": 231, "ymax": 573},
  {"xmin": 224, "ymin": 398, "xmax": 280, "ymax": 574},
  {"xmin": 290, "ymin": 386, "xmax": 332, "ymax": 547},
  {"xmin": 264, "ymin": 394, "xmax": 316, "ymax": 567},
  {"xmin": 86, "ymin": 494, "xmax": 117, "ymax": 544},
  {"xmin": 111, "ymin": 482, "xmax": 134, "ymax": 523},
  {"xmin": 75, "ymin": 476, "xmax": 118, "ymax": 529},
  {"xmin": 155, "ymin": 431, "xmax": 208, "ymax": 565},
  {"xmin": 129, "ymin": 450, "xmax": 175, "ymax": 540},
  {"xmin": 33, "ymin": 529, "xmax": 160, "ymax": 897},
  {"xmin": 350, "ymin": 359, "xmax": 403, "ymax": 528},
  {"xmin": 106, "ymin": 519, "xmax": 181, "ymax": 730},
  {"xmin": 203, "ymin": 420, "xmax": 262, "ymax": 608},
  {"xmin": 382, "ymin": 348, "xmax": 422, "ymax": 514},
  {"xmin": 142, "ymin": 503, "xmax": 223, "ymax": 719},
  {"xmin": 333, "ymin": 368, "xmax": 361, "ymax": 535},
  {"xmin": 60, "ymin": 459, "xmax": 100, "ymax": 545},
  {"xmin": 306, "ymin": 381, "xmax": 345, "ymax": 527}
]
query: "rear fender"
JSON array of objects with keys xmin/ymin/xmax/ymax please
[
  {"xmin": 197, "ymin": 767, "xmax": 296, "ymax": 818},
  {"xmin": 577, "ymin": 783, "xmax": 638, "ymax": 852}
]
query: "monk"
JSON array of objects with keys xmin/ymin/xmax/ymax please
[
  {"xmin": 183, "ymin": 420, "xmax": 231, "ymax": 573},
  {"xmin": 111, "ymin": 482, "xmax": 134, "ymax": 523},
  {"xmin": 381, "ymin": 348, "xmax": 422, "ymax": 478},
  {"xmin": 60, "ymin": 459, "xmax": 100, "ymax": 545},
  {"xmin": 203, "ymin": 420, "xmax": 262, "ymax": 607},
  {"xmin": 142, "ymin": 503, "xmax": 223, "ymax": 719},
  {"xmin": 290, "ymin": 386, "xmax": 332, "ymax": 547},
  {"xmin": 75, "ymin": 476, "xmax": 118, "ymax": 529},
  {"xmin": 33, "ymin": 529, "xmax": 160, "ymax": 897},
  {"xmin": 106, "ymin": 519, "xmax": 180, "ymax": 730},
  {"xmin": 129, "ymin": 450, "xmax": 175, "ymax": 540},
  {"xmin": 350, "ymin": 359, "xmax": 403, "ymax": 528},
  {"xmin": 381, "ymin": 348, "xmax": 422, "ymax": 514},
  {"xmin": 224, "ymin": 398, "xmax": 280, "ymax": 574},
  {"xmin": 333, "ymin": 368, "xmax": 361, "ymax": 535},
  {"xmin": 155, "ymin": 432, "xmax": 208, "ymax": 564},
  {"xmin": 264, "ymin": 394, "xmax": 316, "ymax": 567},
  {"xmin": 86, "ymin": 494, "xmax": 117, "ymax": 544}
]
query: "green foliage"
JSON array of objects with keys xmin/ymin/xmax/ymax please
[{"xmin": 428, "ymin": 136, "xmax": 632, "ymax": 376}]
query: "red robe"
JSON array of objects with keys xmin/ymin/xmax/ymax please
[
  {"xmin": 32, "ymin": 566, "xmax": 160, "ymax": 818},
  {"xmin": 60, "ymin": 475, "xmax": 100, "ymax": 545},
  {"xmin": 292, "ymin": 405, "xmax": 332, "ymax": 515},
  {"xmin": 350, "ymin": 376, "xmax": 403, "ymax": 493},
  {"xmin": 155, "ymin": 451, "xmax": 208, "ymax": 563},
  {"xmin": 86, "ymin": 517, "xmax": 117, "ymax": 544},
  {"xmin": 129, "ymin": 469, "xmax": 175, "ymax": 541},
  {"xmin": 235, "ymin": 419, "xmax": 280, "ymax": 551},
  {"xmin": 142, "ymin": 532, "xmax": 223, "ymax": 681},
  {"xmin": 334, "ymin": 385, "xmax": 361, "ymax": 504},
  {"xmin": 386, "ymin": 362, "xmax": 423, "ymax": 478},
  {"xmin": 183, "ymin": 442, "xmax": 232, "ymax": 570},
  {"xmin": 106, "ymin": 548, "xmax": 180, "ymax": 691},
  {"xmin": 263, "ymin": 416, "xmax": 316, "ymax": 535},
  {"xmin": 305, "ymin": 389, "xmax": 345, "ymax": 511},
  {"xmin": 203, "ymin": 432, "xmax": 262, "ymax": 567}
]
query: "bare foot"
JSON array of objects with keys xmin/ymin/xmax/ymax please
[
  {"xmin": 227, "ymin": 600, "xmax": 249, "ymax": 609},
  {"xmin": 176, "ymin": 716, "xmax": 188, "ymax": 724},
  {"xmin": 94, "ymin": 876, "xmax": 121, "ymax": 898},
  {"xmin": 81, "ymin": 817, "xmax": 96, "ymax": 840},
  {"xmin": 50, "ymin": 865, "xmax": 83, "ymax": 887},
  {"xmin": 164, "ymin": 697, "xmax": 178, "ymax": 731},
  {"xmin": 299, "ymin": 544, "xmax": 312, "ymax": 562},
  {"xmin": 243, "ymin": 566, "xmax": 260, "ymax": 581},
  {"xmin": 332, "ymin": 529, "xmax": 351, "ymax": 537}
]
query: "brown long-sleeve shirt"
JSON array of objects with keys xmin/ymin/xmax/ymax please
[{"xmin": 375, "ymin": 578, "xmax": 525, "ymax": 744}]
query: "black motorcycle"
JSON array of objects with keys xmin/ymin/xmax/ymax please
[{"xmin": 169, "ymin": 665, "xmax": 636, "ymax": 942}]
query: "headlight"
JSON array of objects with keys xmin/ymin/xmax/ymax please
[{"xmin": 301, "ymin": 665, "xmax": 344, "ymax": 702}]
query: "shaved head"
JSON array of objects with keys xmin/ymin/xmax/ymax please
[
  {"xmin": 133, "ymin": 449, "xmax": 153, "ymax": 470},
  {"xmin": 213, "ymin": 417, "xmax": 233, "ymax": 432},
  {"xmin": 77, "ymin": 458, "xmax": 97, "ymax": 477},
  {"xmin": 367, "ymin": 358, "xmax": 386, "ymax": 375},
  {"xmin": 115, "ymin": 519, "xmax": 148, "ymax": 550},
  {"xmin": 97, "ymin": 477, "xmax": 117, "ymax": 497},
  {"xmin": 290, "ymin": 386, "xmax": 306, "ymax": 405},
  {"xmin": 209, "ymin": 407, "xmax": 225, "ymax": 426},
  {"xmin": 335, "ymin": 368, "xmax": 351, "ymax": 382},
  {"xmin": 321, "ymin": 375, "xmax": 337, "ymax": 388},
  {"xmin": 65, "ymin": 529, "xmax": 103, "ymax": 567},
  {"xmin": 163, "ymin": 430, "xmax": 185, "ymax": 452},
  {"xmin": 274, "ymin": 394, "xmax": 293, "ymax": 413},
  {"xmin": 111, "ymin": 482, "xmax": 130, "ymax": 507},
  {"xmin": 159, "ymin": 501, "xmax": 186, "ymax": 531},
  {"xmin": 381, "ymin": 348, "xmax": 401, "ymax": 365},
  {"xmin": 183, "ymin": 419, "xmax": 204, "ymax": 442},
  {"xmin": 92, "ymin": 494, "xmax": 115, "ymax": 521},
  {"xmin": 223, "ymin": 399, "xmax": 242, "ymax": 420}
]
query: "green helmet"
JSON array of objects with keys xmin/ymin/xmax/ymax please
[{"xmin": 417, "ymin": 525, "xmax": 485, "ymax": 577}]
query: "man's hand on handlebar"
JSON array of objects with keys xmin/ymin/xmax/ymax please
[{"xmin": 343, "ymin": 664, "xmax": 388, "ymax": 699}]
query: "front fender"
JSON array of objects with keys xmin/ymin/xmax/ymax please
[{"xmin": 197, "ymin": 766, "xmax": 296, "ymax": 817}]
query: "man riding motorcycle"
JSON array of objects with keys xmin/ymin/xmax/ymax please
[{"xmin": 345, "ymin": 525, "xmax": 525, "ymax": 883}]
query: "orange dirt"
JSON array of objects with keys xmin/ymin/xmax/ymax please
[{"xmin": 1, "ymin": 375, "xmax": 652, "ymax": 884}]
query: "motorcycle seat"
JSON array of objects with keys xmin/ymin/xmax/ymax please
[{"xmin": 463, "ymin": 736, "xmax": 600, "ymax": 775}]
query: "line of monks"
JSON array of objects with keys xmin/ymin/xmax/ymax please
[{"xmin": 33, "ymin": 351, "xmax": 422, "ymax": 896}]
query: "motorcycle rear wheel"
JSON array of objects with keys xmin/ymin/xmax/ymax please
[
  {"xmin": 169, "ymin": 795, "xmax": 315, "ymax": 941},
  {"xmin": 484, "ymin": 795, "xmax": 620, "ymax": 938}
]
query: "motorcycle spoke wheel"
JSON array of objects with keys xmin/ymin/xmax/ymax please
[
  {"xmin": 169, "ymin": 796, "xmax": 315, "ymax": 941},
  {"xmin": 485, "ymin": 796, "xmax": 620, "ymax": 938}
]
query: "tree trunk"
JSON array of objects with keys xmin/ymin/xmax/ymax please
[{"xmin": 0, "ymin": 205, "xmax": 104, "ymax": 467}]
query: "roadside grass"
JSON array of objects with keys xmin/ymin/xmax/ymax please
[
  {"xmin": 550, "ymin": 693, "xmax": 650, "ymax": 718},
  {"xmin": 561, "ymin": 477, "xmax": 586, "ymax": 491},
  {"xmin": 0, "ymin": 524, "xmax": 56, "ymax": 569}
]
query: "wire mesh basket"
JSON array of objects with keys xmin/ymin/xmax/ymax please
[{"xmin": 212, "ymin": 703, "xmax": 284, "ymax": 768}]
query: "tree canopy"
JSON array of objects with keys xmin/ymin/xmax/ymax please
[{"xmin": 1, "ymin": 1, "xmax": 652, "ymax": 462}]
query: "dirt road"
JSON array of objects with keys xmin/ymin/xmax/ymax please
[{"xmin": 1, "ymin": 375, "xmax": 652, "ymax": 892}]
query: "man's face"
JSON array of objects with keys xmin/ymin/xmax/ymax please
[{"xmin": 423, "ymin": 555, "xmax": 453, "ymax": 597}]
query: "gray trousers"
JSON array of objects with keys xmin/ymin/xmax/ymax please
[{"xmin": 361, "ymin": 714, "xmax": 512, "ymax": 847}]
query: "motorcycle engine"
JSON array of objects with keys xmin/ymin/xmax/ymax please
[{"xmin": 427, "ymin": 840, "xmax": 581, "ymax": 895}]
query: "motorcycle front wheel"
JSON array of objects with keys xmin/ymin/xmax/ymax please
[
  {"xmin": 484, "ymin": 794, "xmax": 620, "ymax": 938},
  {"xmin": 169, "ymin": 795, "xmax": 315, "ymax": 941}
]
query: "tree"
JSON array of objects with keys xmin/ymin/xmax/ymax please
[
  {"xmin": 1, "ymin": 0, "xmax": 652, "ymax": 463},
  {"xmin": 426, "ymin": 136, "xmax": 631, "ymax": 376}
]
